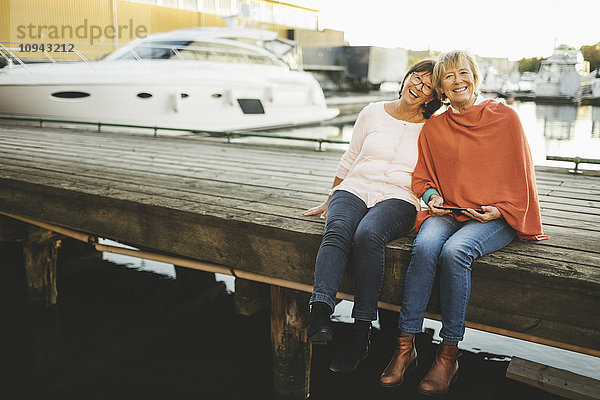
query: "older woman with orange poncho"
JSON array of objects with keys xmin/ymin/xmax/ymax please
[{"xmin": 378, "ymin": 50, "xmax": 548, "ymax": 395}]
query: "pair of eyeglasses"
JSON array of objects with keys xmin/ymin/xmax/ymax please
[{"xmin": 409, "ymin": 73, "xmax": 433, "ymax": 95}]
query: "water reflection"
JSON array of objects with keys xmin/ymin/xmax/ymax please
[
  {"xmin": 535, "ymin": 103, "xmax": 577, "ymax": 140},
  {"xmin": 593, "ymin": 106, "xmax": 600, "ymax": 139},
  {"xmin": 529, "ymin": 102, "xmax": 600, "ymax": 170}
]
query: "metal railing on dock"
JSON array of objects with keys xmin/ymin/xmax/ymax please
[
  {"xmin": 0, "ymin": 114, "xmax": 350, "ymax": 151},
  {"xmin": 546, "ymin": 155, "xmax": 600, "ymax": 173}
]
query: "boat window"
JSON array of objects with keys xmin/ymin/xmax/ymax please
[
  {"xmin": 237, "ymin": 99, "xmax": 265, "ymax": 114},
  {"xmin": 51, "ymin": 91, "xmax": 90, "ymax": 99},
  {"xmin": 106, "ymin": 41, "xmax": 192, "ymax": 60},
  {"xmin": 135, "ymin": 46, "xmax": 174, "ymax": 60},
  {"xmin": 105, "ymin": 39, "xmax": 280, "ymax": 66},
  {"xmin": 137, "ymin": 92, "xmax": 153, "ymax": 99}
]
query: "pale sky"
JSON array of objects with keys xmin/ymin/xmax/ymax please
[{"xmin": 290, "ymin": 0, "xmax": 600, "ymax": 61}]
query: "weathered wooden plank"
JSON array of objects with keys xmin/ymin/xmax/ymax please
[
  {"xmin": 0, "ymin": 159, "xmax": 326, "ymax": 207},
  {"xmin": 6, "ymin": 151, "xmax": 599, "ymax": 219},
  {"xmin": 3, "ymin": 126, "xmax": 599, "ymax": 202},
  {"xmin": 540, "ymin": 200, "xmax": 600, "ymax": 215},
  {"xmin": 5, "ymin": 156, "xmax": 599, "ymax": 230},
  {"xmin": 4, "ymin": 136, "xmax": 600, "ymax": 216},
  {"xmin": 0, "ymin": 165, "xmax": 326, "ymax": 233},
  {"xmin": 540, "ymin": 195, "xmax": 600, "ymax": 210},
  {"xmin": 0, "ymin": 128, "xmax": 343, "ymax": 172},
  {"xmin": 0, "ymin": 141, "xmax": 339, "ymax": 185},
  {"xmin": 536, "ymin": 174, "xmax": 600, "ymax": 187},
  {"xmin": 0, "ymin": 150, "xmax": 334, "ymax": 193},
  {"xmin": 506, "ymin": 356, "xmax": 600, "ymax": 400},
  {"xmin": 2, "ymin": 162, "xmax": 600, "ymax": 261},
  {"xmin": 541, "ymin": 187, "xmax": 600, "ymax": 202},
  {"xmin": 536, "ymin": 166, "xmax": 600, "ymax": 178},
  {"xmin": 2, "ymin": 163, "xmax": 599, "ymax": 262},
  {"xmin": 538, "ymin": 186, "xmax": 600, "ymax": 202},
  {"xmin": 540, "ymin": 214, "xmax": 600, "ymax": 231},
  {"xmin": 537, "ymin": 225, "xmax": 600, "ymax": 254}
]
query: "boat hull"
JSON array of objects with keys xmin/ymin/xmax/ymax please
[{"xmin": 0, "ymin": 61, "xmax": 339, "ymax": 132}]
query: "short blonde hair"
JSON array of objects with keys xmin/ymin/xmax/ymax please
[{"xmin": 432, "ymin": 50, "xmax": 481, "ymax": 100}]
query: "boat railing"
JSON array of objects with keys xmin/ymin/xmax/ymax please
[
  {"xmin": 0, "ymin": 43, "xmax": 31, "ymax": 71},
  {"xmin": 108, "ymin": 42, "xmax": 280, "ymax": 65},
  {"xmin": 0, "ymin": 114, "xmax": 350, "ymax": 151}
]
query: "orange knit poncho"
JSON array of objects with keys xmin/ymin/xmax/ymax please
[{"xmin": 413, "ymin": 99, "xmax": 548, "ymax": 241}]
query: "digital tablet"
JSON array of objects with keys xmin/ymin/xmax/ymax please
[{"xmin": 435, "ymin": 206, "xmax": 485, "ymax": 214}]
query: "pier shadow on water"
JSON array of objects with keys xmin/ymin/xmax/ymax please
[{"xmin": 0, "ymin": 240, "xmax": 566, "ymax": 400}]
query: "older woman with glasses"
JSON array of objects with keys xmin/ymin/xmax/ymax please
[
  {"xmin": 303, "ymin": 60, "xmax": 441, "ymax": 373},
  {"xmin": 379, "ymin": 50, "xmax": 547, "ymax": 395}
]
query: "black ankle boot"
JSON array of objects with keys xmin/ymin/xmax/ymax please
[
  {"xmin": 308, "ymin": 302, "xmax": 334, "ymax": 345},
  {"xmin": 329, "ymin": 320, "xmax": 371, "ymax": 373}
]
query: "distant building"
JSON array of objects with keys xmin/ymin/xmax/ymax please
[{"xmin": 302, "ymin": 45, "xmax": 408, "ymax": 92}]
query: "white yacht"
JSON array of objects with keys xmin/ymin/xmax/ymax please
[
  {"xmin": 534, "ymin": 46, "xmax": 586, "ymax": 99},
  {"xmin": 0, "ymin": 27, "xmax": 339, "ymax": 132}
]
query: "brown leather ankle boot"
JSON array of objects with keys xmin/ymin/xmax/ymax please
[
  {"xmin": 379, "ymin": 336, "xmax": 418, "ymax": 387},
  {"xmin": 417, "ymin": 343, "xmax": 460, "ymax": 395}
]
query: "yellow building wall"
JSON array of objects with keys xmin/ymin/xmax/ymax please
[
  {"xmin": 2, "ymin": 0, "xmax": 206, "ymax": 59},
  {"xmin": 0, "ymin": 0, "xmax": 325, "ymax": 61},
  {"xmin": 0, "ymin": 0, "xmax": 10, "ymax": 48}
]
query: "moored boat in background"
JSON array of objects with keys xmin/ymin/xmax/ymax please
[
  {"xmin": 534, "ymin": 45, "xmax": 587, "ymax": 101},
  {"xmin": 0, "ymin": 27, "xmax": 339, "ymax": 132}
]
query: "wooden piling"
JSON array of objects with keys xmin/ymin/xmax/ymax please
[
  {"xmin": 22, "ymin": 226, "xmax": 61, "ymax": 307},
  {"xmin": 234, "ymin": 278, "xmax": 270, "ymax": 316},
  {"xmin": 270, "ymin": 285, "xmax": 311, "ymax": 400}
]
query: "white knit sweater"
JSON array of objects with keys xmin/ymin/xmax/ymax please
[{"xmin": 333, "ymin": 101, "xmax": 423, "ymax": 210}]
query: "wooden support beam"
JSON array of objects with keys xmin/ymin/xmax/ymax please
[
  {"xmin": 506, "ymin": 356, "xmax": 600, "ymax": 400},
  {"xmin": 234, "ymin": 278, "xmax": 270, "ymax": 316},
  {"xmin": 270, "ymin": 285, "xmax": 311, "ymax": 400},
  {"xmin": 22, "ymin": 226, "xmax": 61, "ymax": 307}
]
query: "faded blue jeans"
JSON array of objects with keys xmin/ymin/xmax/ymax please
[
  {"xmin": 398, "ymin": 215, "xmax": 516, "ymax": 341},
  {"xmin": 310, "ymin": 190, "xmax": 417, "ymax": 321}
]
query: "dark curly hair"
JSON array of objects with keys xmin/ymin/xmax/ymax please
[{"xmin": 398, "ymin": 59, "xmax": 442, "ymax": 119}]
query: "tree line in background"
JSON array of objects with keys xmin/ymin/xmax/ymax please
[
  {"xmin": 518, "ymin": 41, "xmax": 600, "ymax": 73},
  {"xmin": 581, "ymin": 42, "xmax": 600, "ymax": 72}
]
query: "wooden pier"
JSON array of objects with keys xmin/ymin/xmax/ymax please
[{"xmin": 0, "ymin": 122, "xmax": 599, "ymax": 399}]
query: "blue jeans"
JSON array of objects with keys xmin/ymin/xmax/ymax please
[
  {"xmin": 398, "ymin": 215, "xmax": 516, "ymax": 341},
  {"xmin": 310, "ymin": 190, "xmax": 417, "ymax": 321}
]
